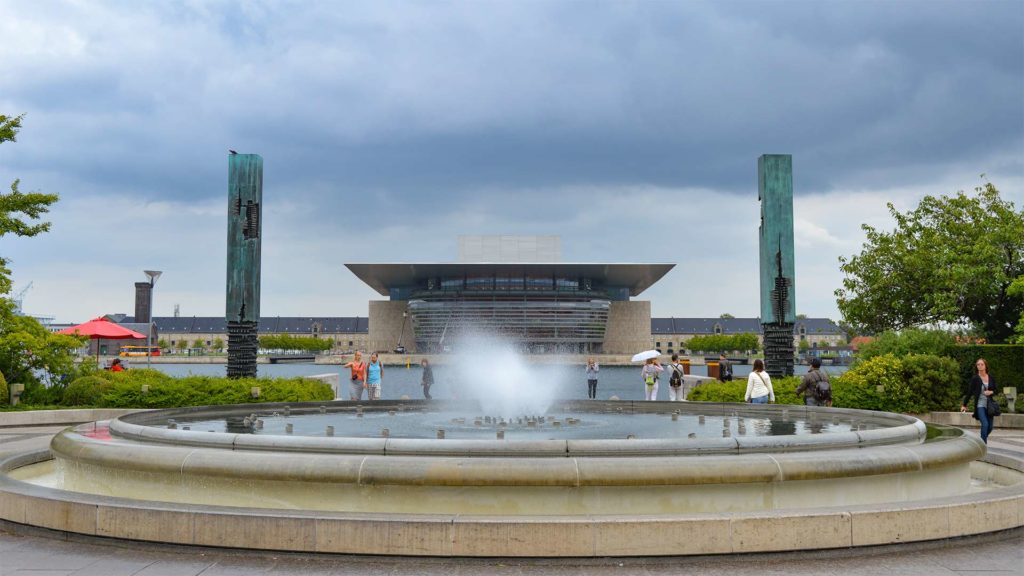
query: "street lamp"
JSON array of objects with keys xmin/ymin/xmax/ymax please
[{"xmin": 143, "ymin": 270, "xmax": 162, "ymax": 369}]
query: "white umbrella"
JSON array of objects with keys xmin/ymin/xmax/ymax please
[{"xmin": 631, "ymin": 350, "xmax": 660, "ymax": 362}]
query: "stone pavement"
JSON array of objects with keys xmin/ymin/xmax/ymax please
[{"xmin": 0, "ymin": 421, "xmax": 1021, "ymax": 575}]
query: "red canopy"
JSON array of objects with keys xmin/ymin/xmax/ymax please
[{"xmin": 59, "ymin": 317, "xmax": 146, "ymax": 340}]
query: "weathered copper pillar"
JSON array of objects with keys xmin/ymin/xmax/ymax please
[
  {"xmin": 226, "ymin": 153, "xmax": 262, "ymax": 378},
  {"xmin": 758, "ymin": 154, "xmax": 796, "ymax": 379}
]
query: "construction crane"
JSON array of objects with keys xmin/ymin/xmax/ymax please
[{"xmin": 12, "ymin": 282, "xmax": 32, "ymax": 316}]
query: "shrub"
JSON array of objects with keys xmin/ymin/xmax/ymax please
[
  {"xmin": 63, "ymin": 375, "xmax": 113, "ymax": 406},
  {"xmin": 832, "ymin": 353, "xmax": 961, "ymax": 414},
  {"xmin": 0, "ymin": 370, "xmax": 7, "ymax": 406},
  {"xmin": 96, "ymin": 369, "xmax": 334, "ymax": 408},
  {"xmin": 946, "ymin": 344, "xmax": 1024, "ymax": 394},
  {"xmin": 856, "ymin": 329, "xmax": 956, "ymax": 361},
  {"xmin": 689, "ymin": 375, "xmax": 803, "ymax": 405}
]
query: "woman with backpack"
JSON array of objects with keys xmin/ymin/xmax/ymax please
[
  {"xmin": 960, "ymin": 357, "xmax": 998, "ymax": 444},
  {"xmin": 745, "ymin": 359, "xmax": 775, "ymax": 404}
]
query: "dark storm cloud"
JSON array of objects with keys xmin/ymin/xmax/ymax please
[{"xmin": 1, "ymin": 1, "xmax": 1021, "ymax": 205}]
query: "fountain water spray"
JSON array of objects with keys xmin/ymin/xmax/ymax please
[{"xmin": 448, "ymin": 331, "xmax": 568, "ymax": 418}]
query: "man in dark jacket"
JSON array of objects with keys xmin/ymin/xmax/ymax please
[
  {"xmin": 718, "ymin": 354, "xmax": 733, "ymax": 382},
  {"xmin": 796, "ymin": 357, "xmax": 828, "ymax": 406}
]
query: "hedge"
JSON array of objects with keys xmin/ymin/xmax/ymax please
[
  {"xmin": 689, "ymin": 354, "xmax": 962, "ymax": 414},
  {"xmin": 0, "ymin": 371, "xmax": 6, "ymax": 407},
  {"xmin": 688, "ymin": 376, "xmax": 804, "ymax": 405},
  {"xmin": 947, "ymin": 345, "xmax": 1023, "ymax": 395},
  {"xmin": 60, "ymin": 369, "xmax": 334, "ymax": 408}
]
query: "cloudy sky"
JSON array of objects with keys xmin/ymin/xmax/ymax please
[{"xmin": 2, "ymin": 0, "xmax": 1022, "ymax": 323}]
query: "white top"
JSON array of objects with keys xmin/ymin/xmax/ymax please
[{"xmin": 745, "ymin": 371, "xmax": 775, "ymax": 402}]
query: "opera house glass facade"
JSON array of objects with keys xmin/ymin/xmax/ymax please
[{"xmin": 345, "ymin": 236, "xmax": 672, "ymax": 354}]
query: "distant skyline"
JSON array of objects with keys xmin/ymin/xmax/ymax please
[{"xmin": 1, "ymin": 1, "xmax": 1021, "ymax": 323}]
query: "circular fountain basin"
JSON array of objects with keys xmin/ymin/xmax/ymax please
[{"xmin": 2, "ymin": 400, "xmax": 1018, "ymax": 557}]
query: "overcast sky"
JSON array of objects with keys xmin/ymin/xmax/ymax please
[{"xmin": 2, "ymin": 0, "xmax": 1022, "ymax": 323}]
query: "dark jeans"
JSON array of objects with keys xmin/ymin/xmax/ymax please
[
  {"xmin": 588, "ymin": 379, "xmax": 598, "ymax": 399},
  {"xmin": 422, "ymin": 384, "xmax": 432, "ymax": 400},
  {"xmin": 976, "ymin": 405, "xmax": 993, "ymax": 443}
]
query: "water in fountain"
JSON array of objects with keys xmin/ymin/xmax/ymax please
[{"xmin": 446, "ymin": 331, "xmax": 566, "ymax": 418}]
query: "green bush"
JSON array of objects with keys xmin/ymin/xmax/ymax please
[
  {"xmin": 94, "ymin": 369, "xmax": 334, "ymax": 408},
  {"xmin": 689, "ymin": 375, "xmax": 804, "ymax": 405},
  {"xmin": 685, "ymin": 333, "xmax": 760, "ymax": 353},
  {"xmin": 0, "ymin": 370, "xmax": 7, "ymax": 406},
  {"xmin": 62, "ymin": 375, "xmax": 113, "ymax": 406},
  {"xmin": 18, "ymin": 379, "xmax": 64, "ymax": 405},
  {"xmin": 831, "ymin": 353, "xmax": 961, "ymax": 414},
  {"xmin": 857, "ymin": 329, "xmax": 957, "ymax": 361}
]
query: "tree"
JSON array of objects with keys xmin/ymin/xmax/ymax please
[
  {"xmin": 836, "ymin": 183, "xmax": 1024, "ymax": 342},
  {"xmin": 796, "ymin": 314, "xmax": 808, "ymax": 320},
  {"xmin": 719, "ymin": 313, "xmax": 735, "ymax": 319},
  {"xmin": 191, "ymin": 339, "xmax": 206, "ymax": 352},
  {"xmin": 0, "ymin": 114, "xmax": 69, "ymax": 393},
  {"xmin": 1008, "ymin": 276, "xmax": 1024, "ymax": 344},
  {"xmin": 157, "ymin": 339, "xmax": 169, "ymax": 351},
  {"xmin": 211, "ymin": 337, "xmax": 225, "ymax": 353},
  {"xmin": 1, "ymin": 114, "xmax": 59, "ymax": 295},
  {"xmin": 175, "ymin": 340, "xmax": 188, "ymax": 353}
]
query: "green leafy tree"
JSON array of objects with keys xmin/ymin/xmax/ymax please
[
  {"xmin": 211, "ymin": 337, "xmax": 225, "ymax": 353},
  {"xmin": 157, "ymin": 339, "xmax": 169, "ymax": 351},
  {"xmin": 798, "ymin": 339, "xmax": 810, "ymax": 351},
  {"xmin": 856, "ymin": 328, "xmax": 957, "ymax": 362},
  {"xmin": 259, "ymin": 334, "xmax": 332, "ymax": 352},
  {"xmin": 175, "ymin": 340, "xmax": 188, "ymax": 353},
  {"xmin": 0, "ymin": 114, "xmax": 59, "ymax": 296},
  {"xmin": 1009, "ymin": 276, "xmax": 1024, "ymax": 344},
  {"xmin": 836, "ymin": 183, "xmax": 1024, "ymax": 342},
  {"xmin": 719, "ymin": 313, "xmax": 735, "ymax": 319},
  {"xmin": 0, "ymin": 114, "xmax": 69, "ymax": 394},
  {"xmin": 191, "ymin": 339, "xmax": 206, "ymax": 352}
]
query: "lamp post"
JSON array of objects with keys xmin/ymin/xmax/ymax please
[{"xmin": 143, "ymin": 270, "xmax": 162, "ymax": 369}]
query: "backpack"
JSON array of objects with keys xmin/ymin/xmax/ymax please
[
  {"xmin": 669, "ymin": 365, "xmax": 683, "ymax": 387},
  {"xmin": 813, "ymin": 372, "xmax": 832, "ymax": 404}
]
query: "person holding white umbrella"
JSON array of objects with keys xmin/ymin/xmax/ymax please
[{"xmin": 632, "ymin": 350, "xmax": 664, "ymax": 401}]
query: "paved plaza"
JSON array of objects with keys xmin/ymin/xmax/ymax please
[{"xmin": 0, "ymin": 422, "xmax": 1021, "ymax": 575}]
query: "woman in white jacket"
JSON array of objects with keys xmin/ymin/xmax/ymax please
[{"xmin": 745, "ymin": 359, "xmax": 774, "ymax": 404}]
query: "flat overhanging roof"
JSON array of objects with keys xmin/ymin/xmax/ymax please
[{"xmin": 345, "ymin": 263, "xmax": 675, "ymax": 297}]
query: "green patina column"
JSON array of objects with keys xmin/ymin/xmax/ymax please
[
  {"xmin": 758, "ymin": 154, "xmax": 796, "ymax": 378},
  {"xmin": 226, "ymin": 153, "xmax": 262, "ymax": 379}
]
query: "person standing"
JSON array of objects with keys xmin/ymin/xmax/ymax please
[
  {"xmin": 585, "ymin": 358, "xmax": 599, "ymax": 399},
  {"xmin": 343, "ymin": 352, "xmax": 367, "ymax": 401},
  {"xmin": 718, "ymin": 353, "xmax": 733, "ymax": 382},
  {"xmin": 796, "ymin": 357, "xmax": 829, "ymax": 406},
  {"xmin": 745, "ymin": 358, "xmax": 774, "ymax": 404},
  {"xmin": 366, "ymin": 352, "xmax": 384, "ymax": 400},
  {"xmin": 668, "ymin": 354, "xmax": 686, "ymax": 401},
  {"xmin": 420, "ymin": 358, "xmax": 434, "ymax": 400},
  {"xmin": 641, "ymin": 357, "xmax": 663, "ymax": 401},
  {"xmin": 961, "ymin": 358, "xmax": 998, "ymax": 443}
]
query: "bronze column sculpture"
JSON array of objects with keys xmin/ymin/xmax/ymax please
[
  {"xmin": 226, "ymin": 153, "xmax": 262, "ymax": 378},
  {"xmin": 758, "ymin": 154, "xmax": 796, "ymax": 378}
]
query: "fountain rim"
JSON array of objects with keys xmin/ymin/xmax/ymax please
[{"xmin": 107, "ymin": 399, "xmax": 928, "ymax": 457}]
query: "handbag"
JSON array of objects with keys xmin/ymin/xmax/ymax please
[{"xmin": 986, "ymin": 398, "xmax": 1001, "ymax": 417}]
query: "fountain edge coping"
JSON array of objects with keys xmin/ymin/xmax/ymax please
[{"xmin": 0, "ymin": 445, "xmax": 1019, "ymax": 556}]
